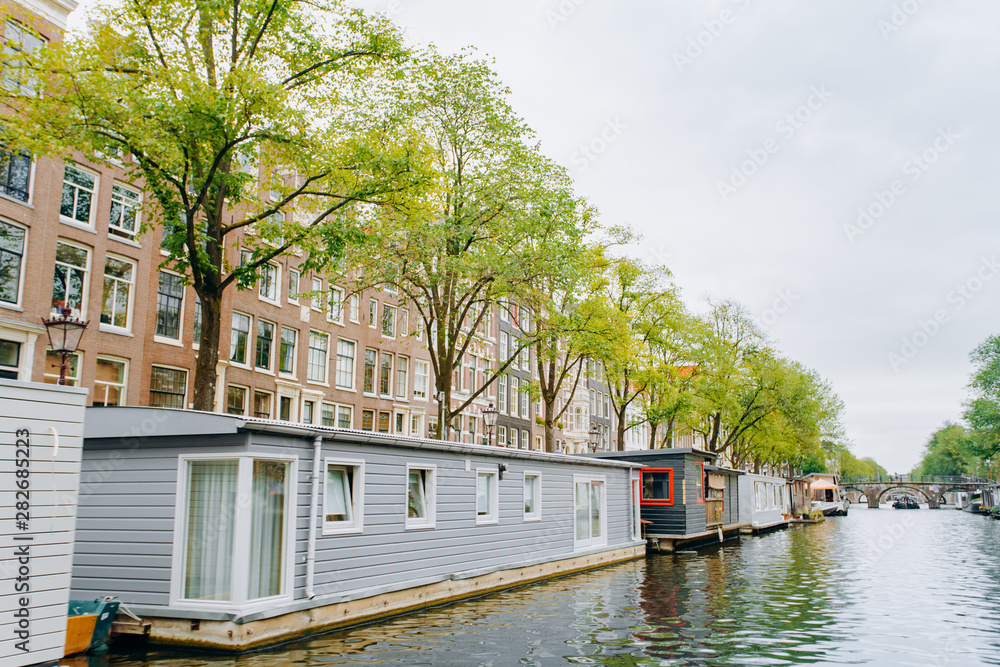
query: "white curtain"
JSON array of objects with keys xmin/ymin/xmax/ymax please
[
  {"xmin": 590, "ymin": 482, "xmax": 602, "ymax": 538},
  {"xmin": 524, "ymin": 476, "xmax": 536, "ymax": 514},
  {"xmin": 248, "ymin": 461, "xmax": 287, "ymax": 600},
  {"xmin": 408, "ymin": 470, "xmax": 426, "ymax": 519},
  {"xmin": 326, "ymin": 467, "xmax": 353, "ymax": 522},
  {"xmin": 184, "ymin": 461, "xmax": 238, "ymax": 601},
  {"xmin": 575, "ymin": 482, "xmax": 588, "ymax": 540},
  {"xmin": 477, "ymin": 474, "xmax": 490, "ymax": 516}
]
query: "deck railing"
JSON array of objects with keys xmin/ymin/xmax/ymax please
[{"xmin": 839, "ymin": 474, "xmax": 995, "ymax": 485}]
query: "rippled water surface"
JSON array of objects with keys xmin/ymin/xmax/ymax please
[{"xmin": 72, "ymin": 508, "xmax": 1000, "ymax": 666}]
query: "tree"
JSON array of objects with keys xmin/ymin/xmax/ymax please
[
  {"xmin": 334, "ymin": 50, "xmax": 588, "ymax": 439},
  {"xmin": 964, "ymin": 334, "xmax": 1000, "ymax": 461},
  {"xmin": 2, "ymin": 0, "xmax": 418, "ymax": 410},
  {"xmin": 912, "ymin": 423, "xmax": 975, "ymax": 477}
]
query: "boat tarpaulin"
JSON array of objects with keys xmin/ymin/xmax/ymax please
[
  {"xmin": 809, "ymin": 478, "xmax": 837, "ymax": 490},
  {"xmin": 707, "ymin": 473, "xmax": 726, "ymax": 490}
]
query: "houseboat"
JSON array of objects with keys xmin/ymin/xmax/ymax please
[
  {"xmin": 69, "ymin": 407, "xmax": 646, "ymax": 652},
  {"xmin": 737, "ymin": 472, "xmax": 791, "ymax": 532},
  {"xmin": 804, "ymin": 473, "xmax": 849, "ymax": 516},
  {"xmin": 585, "ymin": 448, "xmax": 748, "ymax": 552}
]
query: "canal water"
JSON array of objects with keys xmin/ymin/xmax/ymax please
[{"xmin": 68, "ymin": 508, "xmax": 1000, "ymax": 666}]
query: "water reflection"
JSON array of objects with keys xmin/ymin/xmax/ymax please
[{"xmin": 77, "ymin": 510, "xmax": 1000, "ymax": 666}]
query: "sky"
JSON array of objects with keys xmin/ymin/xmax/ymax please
[{"xmin": 68, "ymin": 0, "xmax": 1000, "ymax": 472}]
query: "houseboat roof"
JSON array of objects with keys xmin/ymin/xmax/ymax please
[
  {"xmin": 83, "ymin": 407, "xmax": 643, "ymax": 470},
  {"xmin": 583, "ymin": 447, "xmax": 717, "ymax": 460}
]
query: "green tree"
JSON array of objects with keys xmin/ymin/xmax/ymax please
[
  {"xmin": 912, "ymin": 422, "xmax": 975, "ymax": 476},
  {"xmin": 2, "ymin": 0, "xmax": 417, "ymax": 410},
  {"xmin": 964, "ymin": 334, "xmax": 1000, "ymax": 460}
]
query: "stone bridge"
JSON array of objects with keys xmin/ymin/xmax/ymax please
[{"xmin": 840, "ymin": 475, "xmax": 993, "ymax": 509}]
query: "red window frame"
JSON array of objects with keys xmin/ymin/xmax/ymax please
[
  {"xmin": 695, "ymin": 461, "xmax": 705, "ymax": 504},
  {"xmin": 640, "ymin": 468, "xmax": 674, "ymax": 506}
]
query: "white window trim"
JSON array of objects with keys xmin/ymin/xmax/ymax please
[
  {"xmin": 404, "ymin": 463, "xmax": 436, "ymax": 530},
  {"xmin": 60, "ymin": 163, "xmax": 99, "ymax": 229},
  {"xmin": 258, "ymin": 262, "xmax": 281, "ymax": 306},
  {"xmin": 108, "ymin": 181, "xmax": 142, "ymax": 241},
  {"xmin": 98, "ymin": 253, "xmax": 136, "ymax": 334},
  {"xmin": 476, "ymin": 467, "xmax": 499, "ymax": 525},
  {"xmin": 93, "ymin": 355, "xmax": 128, "ymax": 407},
  {"xmin": 412, "ymin": 359, "xmax": 429, "ymax": 401},
  {"xmin": 0, "ymin": 217, "xmax": 27, "ymax": 310},
  {"xmin": 311, "ymin": 277, "xmax": 323, "ymax": 311},
  {"xmin": 227, "ymin": 383, "xmax": 250, "ymax": 416},
  {"xmin": 572, "ymin": 474, "xmax": 607, "ymax": 550},
  {"xmin": 287, "ymin": 268, "xmax": 300, "ymax": 305},
  {"xmin": 333, "ymin": 336, "xmax": 357, "ymax": 391},
  {"xmin": 306, "ymin": 330, "xmax": 330, "ymax": 386},
  {"xmin": 229, "ymin": 311, "xmax": 253, "ymax": 369},
  {"xmin": 323, "ymin": 457, "xmax": 365, "ymax": 535},
  {"xmin": 254, "ymin": 318, "xmax": 277, "ymax": 374},
  {"xmin": 348, "ymin": 293, "xmax": 360, "ymax": 323},
  {"xmin": 277, "ymin": 326, "xmax": 298, "ymax": 379},
  {"xmin": 149, "ymin": 364, "xmax": 189, "ymax": 409},
  {"xmin": 327, "ymin": 286, "xmax": 345, "ymax": 325},
  {"xmin": 523, "ymin": 471, "xmax": 542, "ymax": 522},
  {"xmin": 631, "ymin": 470, "xmax": 642, "ymax": 542},
  {"xmin": 252, "ymin": 388, "xmax": 275, "ymax": 419},
  {"xmin": 169, "ymin": 454, "xmax": 297, "ymax": 613}
]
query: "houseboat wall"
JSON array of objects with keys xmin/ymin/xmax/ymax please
[
  {"xmin": 0, "ymin": 379, "xmax": 88, "ymax": 667},
  {"xmin": 705, "ymin": 466, "xmax": 742, "ymax": 527},
  {"xmin": 737, "ymin": 473, "xmax": 790, "ymax": 530},
  {"xmin": 70, "ymin": 408, "xmax": 644, "ymax": 651}
]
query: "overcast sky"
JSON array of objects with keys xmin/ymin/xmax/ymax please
[{"xmin": 342, "ymin": 0, "xmax": 1000, "ymax": 472}]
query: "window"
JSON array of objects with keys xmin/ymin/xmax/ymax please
[
  {"xmin": 510, "ymin": 377, "xmax": 519, "ymax": 416},
  {"xmin": 361, "ymin": 409, "xmax": 374, "ymax": 431},
  {"xmin": 362, "ymin": 348, "xmax": 376, "ymax": 393},
  {"xmin": 519, "ymin": 384, "xmax": 528, "ymax": 418},
  {"xmin": 499, "ymin": 332, "xmax": 508, "ymax": 362},
  {"xmin": 52, "ymin": 241, "xmax": 88, "ymax": 315},
  {"xmin": 307, "ymin": 331, "xmax": 328, "ymax": 383},
  {"xmin": 476, "ymin": 469, "xmax": 498, "ymax": 525},
  {"xmin": 499, "ymin": 297, "xmax": 509, "ymax": 322},
  {"xmin": 521, "ymin": 429, "xmax": 529, "ymax": 449},
  {"xmin": 302, "ymin": 401, "xmax": 314, "ymax": 424},
  {"xmin": 227, "ymin": 385, "xmax": 248, "ymax": 415},
  {"xmin": 259, "ymin": 263, "xmax": 278, "ymax": 303},
  {"xmin": 696, "ymin": 462, "xmax": 705, "ymax": 504},
  {"xmin": 109, "ymin": 184, "xmax": 141, "ymax": 239},
  {"xmin": 396, "ymin": 356, "xmax": 408, "ymax": 398},
  {"xmin": 498, "ymin": 375, "xmax": 507, "ymax": 412},
  {"xmin": 0, "ymin": 219, "xmax": 25, "ymax": 305},
  {"xmin": 328, "ymin": 287, "xmax": 344, "ymax": 324},
  {"xmin": 498, "ymin": 425, "xmax": 507, "ymax": 447},
  {"xmin": 328, "ymin": 338, "xmax": 355, "ymax": 389},
  {"xmin": 180, "ymin": 459, "xmax": 239, "ymax": 602},
  {"xmin": 631, "ymin": 473, "xmax": 642, "ymax": 541},
  {"xmin": 230, "ymin": 312, "xmax": 251, "ymax": 365},
  {"xmin": 378, "ymin": 411, "xmax": 390, "ymax": 433},
  {"xmin": 61, "ymin": 164, "xmax": 98, "ymax": 226},
  {"xmin": 414, "ymin": 360, "xmax": 429, "ymax": 400},
  {"xmin": 150, "ymin": 366, "xmax": 186, "ymax": 408},
  {"xmin": 524, "ymin": 473, "xmax": 541, "ymax": 521},
  {"xmin": 321, "ymin": 403, "xmax": 336, "ymax": 427},
  {"xmin": 325, "ymin": 460, "xmax": 364, "ymax": 534},
  {"xmin": 255, "ymin": 320, "xmax": 274, "ymax": 370},
  {"xmin": 287, "ymin": 269, "xmax": 299, "ymax": 303},
  {"xmin": 93, "ymin": 358, "xmax": 126, "ymax": 406},
  {"xmin": 589, "ymin": 389, "xmax": 596, "ymax": 416},
  {"xmin": 381, "ymin": 304, "xmax": 396, "ymax": 337},
  {"xmin": 411, "ymin": 415, "xmax": 422, "ymax": 437},
  {"xmin": 3, "ymin": 20, "xmax": 45, "ymax": 95},
  {"xmin": 279, "ymin": 396, "xmax": 291, "ymax": 421},
  {"xmin": 349, "ymin": 294, "xmax": 359, "ymax": 323},
  {"xmin": 368, "ymin": 298, "xmax": 378, "ymax": 327},
  {"xmin": 156, "ymin": 272, "xmax": 184, "ymax": 339},
  {"xmin": 101, "ymin": 255, "xmax": 134, "ymax": 329},
  {"xmin": 337, "ymin": 405, "xmax": 352, "ymax": 429},
  {"xmin": 279, "ymin": 327, "xmax": 296, "ymax": 375},
  {"xmin": 311, "ymin": 277, "xmax": 322, "ymax": 310},
  {"xmin": 0, "ymin": 148, "xmax": 31, "ymax": 203},
  {"xmin": 400, "ymin": 309, "xmax": 409, "ymax": 336},
  {"xmin": 379, "ymin": 352, "xmax": 392, "ymax": 396},
  {"xmin": 396, "ymin": 413, "xmax": 406, "ymax": 434},
  {"xmin": 574, "ymin": 477, "xmax": 606, "ymax": 547},
  {"xmin": 253, "ymin": 390, "xmax": 272, "ymax": 418},
  {"xmin": 0, "ymin": 340, "xmax": 18, "ymax": 379},
  {"xmin": 43, "ymin": 351, "xmax": 80, "ymax": 386},
  {"xmin": 641, "ymin": 469, "xmax": 674, "ymax": 506},
  {"xmin": 406, "ymin": 466, "xmax": 435, "ymax": 529}
]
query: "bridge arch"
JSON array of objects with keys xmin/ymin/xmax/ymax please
[{"xmin": 876, "ymin": 486, "xmax": 931, "ymax": 504}]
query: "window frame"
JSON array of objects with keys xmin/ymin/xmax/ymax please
[
  {"xmin": 413, "ymin": 360, "xmax": 428, "ymax": 400},
  {"xmin": 252, "ymin": 389, "xmax": 273, "ymax": 419},
  {"xmin": 149, "ymin": 365, "xmax": 188, "ymax": 409},
  {"xmin": 0, "ymin": 146, "xmax": 33, "ymax": 205},
  {"xmin": 476, "ymin": 468, "xmax": 499, "ymax": 525},
  {"xmin": 43, "ymin": 350, "xmax": 81, "ymax": 386},
  {"xmin": 381, "ymin": 303, "xmax": 397, "ymax": 338},
  {"xmin": 254, "ymin": 318, "xmax": 275, "ymax": 372},
  {"xmin": 227, "ymin": 384, "xmax": 249, "ymax": 416},
  {"xmin": 523, "ymin": 471, "xmax": 542, "ymax": 522},
  {"xmin": 229, "ymin": 311, "xmax": 252, "ymax": 367},
  {"xmin": 640, "ymin": 468, "xmax": 675, "ymax": 506},
  {"xmin": 323, "ymin": 458, "xmax": 365, "ymax": 535},
  {"xmin": 573, "ymin": 474, "xmax": 607, "ymax": 549},
  {"xmin": 334, "ymin": 337, "xmax": 356, "ymax": 390},
  {"xmin": 405, "ymin": 464, "xmax": 437, "ymax": 530},
  {"xmin": 108, "ymin": 182, "xmax": 142, "ymax": 241},
  {"xmin": 258, "ymin": 262, "xmax": 280, "ymax": 305},
  {"xmin": 278, "ymin": 326, "xmax": 297, "ymax": 377},
  {"xmin": 0, "ymin": 218, "xmax": 26, "ymax": 308},
  {"xmin": 154, "ymin": 270, "xmax": 185, "ymax": 343},
  {"xmin": 93, "ymin": 356, "xmax": 127, "ymax": 407},
  {"xmin": 327, "ymin": 286, "xmax": 344, "ymax": 325},
  {"xmin": 287, "ymin": 268, "xmax": 300, "ymax": 304},
  {"xmin": 100, "ymin": 253, "xmax": 136, "ymax": 332},
  {"xmin": 310, "ymin": 277, "xmax": 322, "ymax": 311},
  {"xmin": 695, "ymin": 461, "xmax": 705, "ymax": 504},
  {"xmin": 306, "ymin": 330, "xmax": 329, "ymax": 385},
  {"xmin": 59, "ymin": 163, "xmax": 99, "ymax": 229}
]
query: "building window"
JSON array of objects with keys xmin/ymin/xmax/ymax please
[
  {"xmin": 498, "ymin": 375, "xmax": 507, "ymax": 412},
  {"xmin": 101, "ymin": 256, "xmax": 134, "ymax": 329},
  {"xmin": 0, "ymin": 148, "xmax": 31, "ymax": 203},
  {"xmin": 230, "ymin": 312, "xmax": 251, "ymax": 365},
  {"xmin": 574, "ymin": 477, "xmax": 606, "ymax": 546},
  {"xmin": 0, "ymin": 340, "xmax": 19, "ymax": 379},
  {"xmin": 361, "ymin": 409, "xmax": 374, "ymax": 431},
  {"xmin": 307, "ymin": 331, "xmax": 328, "ymax": 383},
  {"xmin": 349, "ymin": 293, "xmax": 359, "ymax": 323},
  {"xmin": 61, "ymin": 164, "xmax": 98, "ymax": 226},
  {"xmin": 524, "ymin": 473, "xmax": 541, "ymax": 521},
  {"xmin": 499, "ymin": 332, "xmax": 508, "ymax": 361},
  {"xmin": 631, "ymin": 474, "xmax": 642, "ymax": 541},
  {"xmin": 333, "ymin": 338, "xmax": 355, "ymax": 389},
  {"xmin": 521, "ymin": 429, "xmax": 528, "ymax": 449},
  {"xmin": 368, "ymin": 298, "xmax": 377, "ymax": 327},
  {"xmin": 396, "ymin": 356, "xmax": 408, "ymax": 399},
  {"xmin": 400, "ymin": 309, "xmax": 408, "ymax": 336},
  {"xmin": 363, "ymin": 348, "xmax": 377, "ymax": 393},
  {"xmin": 641, "ymin": 468, "xmax": 674, "ymax": 506},
  {"xmin": 279, "ymin": 327, "xmax": 296, "ymax": 375},
  {"xmin": 321, "ymin": 402, "xmax": 335, "ymax": 427},
  {"xmin": 413, "ymin": 360, "xmax": 428, "ymax": 400},
  {"xmin": 337, "ymin": 405, "xmax": 352, "ymax": 429},
  {"xmin": 406, "ymin": 466, "xmax": 435, "ymax": 529},
  {"xmin": 519, "ymin": 384, "xmax": 528, "ymax": 418},
  {"xmin": 0, "ymin": 219, "xmax": 25, "ymax": 305},
  {"xmin": 395, "ymin": 412, "xmax": 406, "ymax": 434},
  {"xmin": 381, "ymin": 304, "xmax": 396, "ymax": 337},
  {"xmin": 302, "ymin": 400, "xmax": 314, "ymax": 424},
  {"xmin": 510, "ymin": 376, "xmax": 519, "ymax": 416},
  {"xmin": 43, "ymin": 351, "xmax": 80, "ymax": 386},
  {"xmin": 149, "ymin": 366, "xmax": 186, "ymax": 408},
  {"xmin": 476, "ymin": 469, "xmax": 498, "ymax": 525},
  {"xmin": 156, "ymin": 272, "xmax": 184, "ymax": 339},
  {"xmin": 109, "ymin": 184, "xmax": 141, "ymax": 239},
  {"xmin": 379, "ymin": 352, "xmax": 393, "ymax": 396},
  {"xmin": 279, "ymin": 396, "xmax": 291, "ymax": 421},
  {"xmin": 498, "ymin": 425, "xmax": 507, "ymax": 447},
  {"xmin": 2, "ymin": 20, "xmax": 45, "ymax": 95},
  {"xmin": 93, "ymin": 358, "xmax": 127, "ymax": 406},
  {"xmin": 378, "ymin": 411, "xmax": 390, "ymax": 433},
  {"xmin": 411, "ymin": 415, "xmax": 422, "ymax": 437},
  {"xmin": 255, "ymin": 320, "xmax": 274, "ymax": 370},
  {"xmin": 52, "ymin": 241, "xmax": 89, "ymax": 315},
  {"xmin": 287, "ymin": 269, "xmax": 299, "ymax": 303},
  {"xmin": 227, "ymin": 385, "xmax": 248, "ymax": 415},
  {"xmin": 253, "ymin": 390, "xmax": 272, "ymax": 418},
  {"xmin": 311, "ymin": 277, "xmax": 322, "ymax": 310},
  {"xmin": 328, "ymin": 287, "xmax": 344, "ymax": 324},
  {"xmin": 259, "ymin": 263, "xmax": 278, "ymax": 303},
  {"xmin": 696, "ymin": 462, "xmax": 705, "ymax": 504},
  {"xmin": 325, "ymin": 460, "xmax": 364, "ymax": 534}
]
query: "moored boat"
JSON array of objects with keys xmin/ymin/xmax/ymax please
[
  {"xmin": 892, "ymin": 496, "xmax": 919, "ymax": 510},
  {"xmin": 64, "ymin": 598, "xmax": 120, "ymax": 657},
  {"xmin": 963, "ymin": 493, "xmax": 987, "ymax": 514}
]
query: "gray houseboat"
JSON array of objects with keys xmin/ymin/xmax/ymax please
[
  {"xmin": 586, "ymin": 449, "xmax": 747, "ymax": 552},
  {"xmin": 69, "ymin": 407, "xmax": 645, "ymax": 651}
]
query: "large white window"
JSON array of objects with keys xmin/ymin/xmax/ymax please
[
  {"xmin": 524, "ymin": 472, "xmax": 541, "ymax": 521},
  {"xmin": 52, "ymin": 240, "xmax": 89, "ymax": 316},
  {"xmin": 109, "ymin": 183, "xmax": 141, "ymax": 240},
  {"xmin": 101, "ymin": 255, "xmax": 135, "ymax": 330},
  {"xmin": 381, "ymin": 303, "xmax": 396, "ymax": 337},
  {"xmin": 573, "ymin": 476, "xmax": 606, "ymax": 548},
  {"xmin": 259, "ymin": 262, "xmax": 279, "ymax": 303},
  {"xmin": 61, "ymin": 164, "xmax": 98, "ymax": 227},
  {"xmin": 324, "ymin": 459, "xmax": 364, "ymax": 534},
  {"xmin": 476, "ymin": 469, "xmax": 499, "ymax": 525},
  {"xmin": 230, "ymin": 312, "xmax": 251, "ymax": 365},
  {"xmin": 396, "ymin": 355, "xmax": 408, "ymax": 399},
  {"xmin": 405, "ymin": 465, "xmax": 436, "ymax": 529},
  {"xmin": 335, "ymin": 338, "xmax": 355, "ymax": 389},
  {"xmin": 307, "ymin": 331, "xmax": 328, "ymax": 384},
  {"xmin": 349, "ymin": 293, "xmax": 360, "ymax": 323},
  {"xmin": 93, "ymin": 357, "xmax": 127, "ymax": 407},
  {"xmin": 2, "ymin": 20, "xmax": 45, "ymax": 96},
  {"xmin": 278, "ymin": 327, "xmax": 296, "ymax": 375},
  {"xmin": 0, "ymin": 219, "xmax": 25, "ymax": 306},
  {"xmin": 413, "ymin": 360, "xmax": 428, "ymax": 400},
  {"xmin": 173, "ymin": 456, "xmax": 294, "ymax": 609},
  {"xmin": 328, "ymin": 287, "xmax": 344, "ymax": 324},
  {"xmin": 0, "ymin": 147, "xmax": 31, "ymax": 203}
]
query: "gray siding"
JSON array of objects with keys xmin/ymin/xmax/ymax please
[{"xmin": 0, "ymin": 380, "xmax": 87, "ymax": 667}]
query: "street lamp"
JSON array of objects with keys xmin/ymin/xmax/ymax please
[
  {"xmin": 588, "ymin": 425, "xmax": 601, "ymax": 453},
  {"xmin": 483, "ymin": 402, "xmax": 500, "ymax": 447},
  {"xmin": 42, "ymin": 306, "xmax": 89, "ymax": 386}
]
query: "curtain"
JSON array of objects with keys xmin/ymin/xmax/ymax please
[
  {"xmin": 408, "ymin": 470, "xmax": 426, "ymax": 519},
  {"xmin": 590, "ymin": 482, "xmax": 602, "ymax": 538},
  {"xmin": 248, "ymin": 461, "xmax": 287, "ymax": 600},
  {"xmin": 184, "ymin": 461, "xmax": 238, "ymax": 601},
  {"xmin": 524, "ymin": 476, "xmax": 536, "ymax": 514},
  {"xmin": 575, "ymin": 482, "xmax": 588, "ymax": 540},
  {"xmin": 326, "ymin": 467, "xmax": 353, "ymax": 522},
  {"xmin": 477, "ymin": 474, "xmax": 490, "ymax": 516}
]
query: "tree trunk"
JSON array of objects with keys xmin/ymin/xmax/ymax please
[
  {"xmin": 544, "ymin": 398, "xmax": 556, "ymax": 453},
  {"xmin": 709, "ymin": 412, "xmax": 722, "ymax": 452},
  {"xmin": 664, "ymin": 416, "xmax": 675, "ymax": 448},
  {"xmin": 648, "ymin": 420, "xmax": 659, "ymax": 449},
  {"xmin": 192, "ymin": 291, "xmax": 222, "ymax": 411}
]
